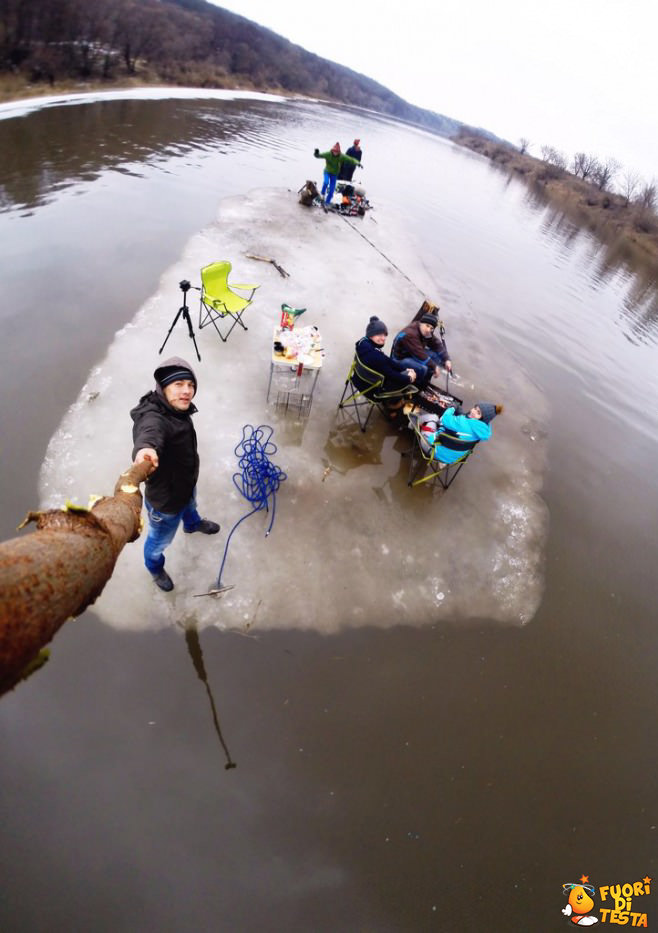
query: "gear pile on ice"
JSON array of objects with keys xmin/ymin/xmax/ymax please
[{"xmin": 298, "ymin": 179, "xmax": 371, "ymax": 216}]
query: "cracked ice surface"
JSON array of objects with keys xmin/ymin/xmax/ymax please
[{"xmin": 40, "ymin": 187, "xmax": 549, "ymax": 633}]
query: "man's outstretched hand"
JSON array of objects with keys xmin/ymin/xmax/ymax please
[{"xmin": 134, "ymin": 447, "xmax": 159, "ymax": 471}]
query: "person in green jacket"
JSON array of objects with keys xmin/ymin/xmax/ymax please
[{"xmin": 313, "ymin": 142, "xmax": 361, "ymax": 204}]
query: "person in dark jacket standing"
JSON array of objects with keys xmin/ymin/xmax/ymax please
[
  {"xmin": 338, "ymin": 138, "xmax": 362, "ymax": 181},
  {"xmin": 131, "ymin": 356, "xmax": 219, "ymax": 592},
  {"xmin": 392, "ymin": 312, "xmax": 452, "ymax": 385},
  {"xmin": 354, "ymin": 317, "xmax": 417, "ymax": 396}
]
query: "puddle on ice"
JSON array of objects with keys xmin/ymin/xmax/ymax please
[{"xmin": 39, "ymin": 187, "xmax": 549, "ymax": 634}]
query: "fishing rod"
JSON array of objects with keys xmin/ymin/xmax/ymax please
[{"xmin": 339, "ymin": 215, "xmax": 426, "ymax": 297}]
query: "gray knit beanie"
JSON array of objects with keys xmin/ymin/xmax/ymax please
[
  {"xmin": 366, "ymin": 316, "xmax": 388, "ymax": 338},
  {"xmin": 155, "ymin": 357, "xmax": 197, "ymax": 391},
  {"xmin": 476, "ymin": 402, "xmax": 497, "ymax": 424}
]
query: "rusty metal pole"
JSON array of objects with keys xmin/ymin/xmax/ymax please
[{"xmin": 0, "ymin": 461, "xmax": 152, "ymax": 694}]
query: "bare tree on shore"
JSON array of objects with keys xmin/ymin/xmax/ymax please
[
  {"xmin": 465, "ymin": 128, "xmax": 657, "ymax": 228},
  {"xmin": 592, "ymin": 157, "xmax": 620, "ymax": 192},
  {"xmin": 572, "ymin": 152, "xmax": 598, "ymax": 181},
  {"xmin": 518, "ymin": 137, "xmax": 530, "ymax": 155},
  {"xmin": 620, "ymin": 170, "xmax": 641, "ymax": 206},
  {"xmin": 637, "ymin": 180, "xmax": 656, "ymax": 212},
  {"xmin": 540, "ymin": 145, "xmax": 567, "ymax": 170}
]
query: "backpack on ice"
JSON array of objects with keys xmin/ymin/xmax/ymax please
[{"xmin": 299, "ymin": 180, "xmax": 319, "ymax": 206}]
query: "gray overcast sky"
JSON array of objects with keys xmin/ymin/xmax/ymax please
[{"xmin": 211, "ymin": 0, "xmax": 656, "ymax": 183}]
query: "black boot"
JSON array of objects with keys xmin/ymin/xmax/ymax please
[
  {"xmin": 152, "ymin": 568, "xmax": 174, "ymax": 592},
  {"xmin": 184, "ymin": 519, "xmax": 220, "ymax": 535}
]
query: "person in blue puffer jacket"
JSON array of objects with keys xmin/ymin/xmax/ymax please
[{"xmin": 417, "ymin": 402, "xmax": 503, "ymax": 464}]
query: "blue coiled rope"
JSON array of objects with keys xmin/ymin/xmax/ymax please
[{"xmin": 213, "ymin": 424, "xmax": 287, "ymax": 591}]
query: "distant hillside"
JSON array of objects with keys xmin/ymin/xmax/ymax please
[{"xmin": 0, "ymin": 0, "xmax": 496, "ymax": 141}]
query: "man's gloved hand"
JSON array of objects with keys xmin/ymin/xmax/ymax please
[{"xmin": 313, "ymin": 148, "xmax": 319, "ymax": 156}]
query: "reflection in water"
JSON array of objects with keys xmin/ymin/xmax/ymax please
[
  {"xmin": 269, "ymin": 414, "xmax": 309, "ymax": 449},
  {"xmin": 0, "ymin": 97, "xmax": 295, "ymax": 213},
  {"xmin": 183, "ymin": 623, "xmax": 237, "ymax": 771},
  {"xmin": 322, "ymin": 419, "xmax": 386, "ymax": 476},
  {"xmin": 622, "ymin": 279, "xmax": 658, "ymax": 343},
  {"xmin": 522, "ymin": 179, "xmax": 658, "ymax": 343},
  {"xmin": 324, "ymin": 420, "xmax": 425, "ymax": 507},
  {"xmin": 539, "ymin": 204, "xmax": 582, "ymax": 249},
  {"xmin": 371, "ymin": 432, "xmax": 419, "ymax": 505}
]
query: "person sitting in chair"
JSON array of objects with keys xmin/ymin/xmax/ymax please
[
  {"xmin": 417, "ymin": 402, "xmax": 503, "ymax": 464},
  {"xmin": 392, "ymin": 311, "xmax": 452, "ymax": 386},
  {"xmin": 355, "ymin": 316, "xmax": 417, "ymax": 401}
]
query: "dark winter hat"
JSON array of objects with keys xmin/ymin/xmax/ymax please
[
  {"xmin": 366, "ymin": 316, "xmax": 388, "ymax": 338},
  {"xmin": 420, "ymin": 312, "xmax": 439, "ymax": 327},
  {"xmin": 155, "ymin": 357, "xmax": 197, "ymax": 391},
  {"xmin": 476, "ymin": 402, "xmax": 498, "ymax": 424}
]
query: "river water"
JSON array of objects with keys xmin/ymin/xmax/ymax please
[{"xmin": 0, "ymin": 90, "xmax": 656, "ymax": 931}]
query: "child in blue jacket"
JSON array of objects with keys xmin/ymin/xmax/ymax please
[{"xmin": 417, "ymin": 402, "xmax": 503, "ymax": 464}]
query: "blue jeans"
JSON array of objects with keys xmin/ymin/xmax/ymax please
[
  {"xmin": 395, "ymin": 350, "xmax": 445, "ymax": 386},
  {"xmin": 321, "ymin": 170, "xmax": 337, "ymax": 203},
  {"xmin": 143, "ymin": 492, "xmax": 201, "ymax": 573}
]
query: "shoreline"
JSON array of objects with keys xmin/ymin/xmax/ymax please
[
  {"xmin": 455, "ymin": 134, "xmax": 658, "ymax": 270},
  {"xmin": 0, "ymin": 74, "xmax": 300, "ymax": 107},
  {"xmin": 0, "ymin": 74, "xmax": 167, "ymax": 104}
]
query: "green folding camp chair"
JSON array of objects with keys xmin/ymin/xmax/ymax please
[
  {"xmin": 405, "ymin": 413, "xmax": 476, "ymax": 489},
  {"xmin": 338, "ymin": 349, "xmax": 417, "ymax": 432},
  {"xmin": 198, "ymin": 261, "xmax": 259, "ymax": 343}
]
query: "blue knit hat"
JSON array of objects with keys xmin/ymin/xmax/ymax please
[{"xmin": 366, "ymin": 316, "xmax": 388, "ymax": 338}]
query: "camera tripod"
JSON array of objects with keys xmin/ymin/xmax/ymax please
[{"xmin": 159, "ymin": 280, "xmax": 201, "ymax": 362}]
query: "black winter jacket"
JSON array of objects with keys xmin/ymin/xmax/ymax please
[
  {"xmin": 355, "ymin": 336, "xmax": 413, "ymax": 390},
  {"xmin": 131, "ymin": 391, "xmax": 199, "ymax": 512},
  {"xmin": 338, "ymin": 144, "xmax": 362, "ymax": 180}
]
